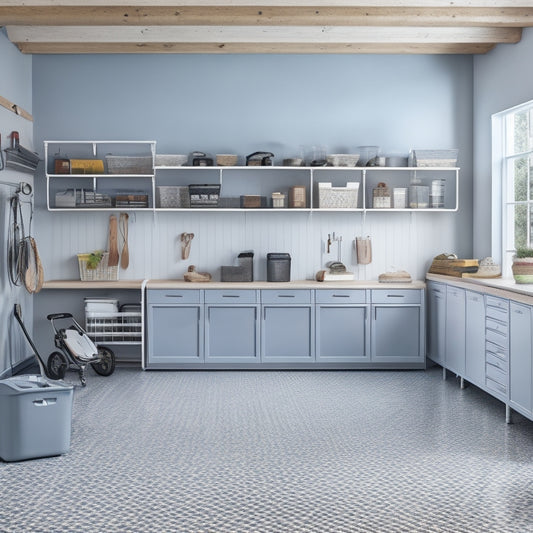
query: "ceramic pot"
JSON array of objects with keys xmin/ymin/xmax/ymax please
[{"xmin": 512, "ymin": 255, "xmax": 533, "ymax": 283}]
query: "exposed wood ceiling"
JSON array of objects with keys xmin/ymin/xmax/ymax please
[{"xmin": 1, "ymin": 1, "xmax": 532, "ymax": 55}]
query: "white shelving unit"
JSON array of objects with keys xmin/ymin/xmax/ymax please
[{"xmin": 45, "ymin": 140, "xmax": 459, "ymax": 213}]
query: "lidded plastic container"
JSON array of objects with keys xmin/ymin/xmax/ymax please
[{"xmin": 267, "ymin": 253, "xmax": 291, "ymax": 282}]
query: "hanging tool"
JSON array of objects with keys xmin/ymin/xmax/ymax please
[
  {"xmin": 119, "ymin": 213, "xmax": 129, "ymax": 270},
  {"xmin": 180, "ymin": 232, "xmax": 194, "ymax": 260},
  {"xmin": 108, "ymin": 215, "xmax": 119, "ymax": 267}
]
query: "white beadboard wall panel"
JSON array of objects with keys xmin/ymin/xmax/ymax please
[{"xmin": 36, "ymin": 208, "xmax": 459, "ymax": 282}]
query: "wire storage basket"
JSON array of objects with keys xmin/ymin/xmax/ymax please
[
  {"xmin": 85, "ymin": 304, "xmax": 142, "ymax": 345},
  {"xmin": 77, "ymin": 252, "xmax": 119, "ymax": 281}
]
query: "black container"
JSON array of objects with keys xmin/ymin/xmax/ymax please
[{"xmin": 267, "ymin": 253, "xmax": 291, "ymax": 282}]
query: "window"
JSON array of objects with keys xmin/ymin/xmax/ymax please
[{"xmin": 493, "ymin": 100, "xmax": 533, "ymax": 277}]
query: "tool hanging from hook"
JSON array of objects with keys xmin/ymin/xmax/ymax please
[{"xmin": 180, "ymin": 232, "xmax": 194, "ymax": 260}]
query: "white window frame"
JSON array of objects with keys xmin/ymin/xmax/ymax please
[{"xmin": 492, "ymin": 99, "xmax": 533, "ymax": 278}]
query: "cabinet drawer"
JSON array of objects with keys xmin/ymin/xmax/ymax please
[
  {"xmin": 486, "ymin": 340, "xmax": 508, "ymax": 362},
  {"xmin": 371, "ymin": 289, "xmax": 421, "ymax": 304},
  {"xmin": 486, "ymin": 361, "xmax": 508, "ymax": 385},
  {"xmin": 315, "ymin": 289, "xmax": 366, "ymax": 304},
  {"xmin": 486, "ymin": 376, "xmax": 507, "ymax": 397},
  {"xmin": 486, "ymin": 318, "xmax": 508, "ymax": 337},
  {"xmin": 205, "ymin": 290, "xmax": 258, "ymax": 304},
  {"xmin": 147, "ymin": 289, "xmax": 201, "ymax": 304},
  {"xmin": 486, "ymin": 352, "xmax": 508, "ymax": 372},
  {"xmin": 485, "ymin": 296, "xmax": 509, "ymax": 315},
  {"xmin": 261, "ymin": 290, "xmax": 312, "ymax": 304}
]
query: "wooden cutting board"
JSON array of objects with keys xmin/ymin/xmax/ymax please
[
  {"xmin": 108, "ymin": 215, "xmax": 119, "ymax": 267},
  {"xmin": 428, "ymin": 258, "xmax": 479, "ymax": 277}
]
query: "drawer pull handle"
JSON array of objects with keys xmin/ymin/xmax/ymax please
[
  {"xmin": 332, "ymin": 295, "xmax": 350, "ymax": 298},
  {"xmin": 278, "ymin": 295, "xmax": 295, "ymax": 298},
  {"xmin": 386, "ymin": 295, "xmax": 405, "ymax": 298},
  {"xmin": 222, "ymin": 295, "xmax": 240, "ymax": 298},
  {"xmin": 165, "ymin": 294, "xmax": 183, "ymax": 298}
]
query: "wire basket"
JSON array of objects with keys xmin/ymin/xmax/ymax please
[
  {"xmin": 85, "ymin": 311, "xmax": 142, "ymax": 344},
  {"xmin": 77, "ymin": 252, "xmax": 119, "ymax": 281}
]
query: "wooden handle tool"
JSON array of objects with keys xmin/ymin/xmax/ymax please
[
  {"xmin": 120, "ymin": 213, "xmax": 129, "ymax": 269},
  {"xmin": 108, "ymin": 215, "xmax": 119, "ymax": 267}
]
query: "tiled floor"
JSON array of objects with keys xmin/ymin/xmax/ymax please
[{"xmin": 1, "ymin": 366, "xmax": 532, "ymax": 532}]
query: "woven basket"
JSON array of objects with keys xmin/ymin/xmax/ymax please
[{"xmin": 78, "ymin": 252, "xmax": 119, "ymax": 281}]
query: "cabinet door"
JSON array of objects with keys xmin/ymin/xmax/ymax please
[
  {"xmin": 509, "ymin": 302, "xmax": 533, "ymax": 418},
  {"xmin": 427, "ymin": 282, "xmax": 446, "ymax": 365},
  {"xmin": 262, "ymin": 306, "xmax": 314, "ymax": 361},
  {"xmin": 371, "ymin": 306, "xmax": 421, "ymax": 362},
  {"xmin": 316, "ymin": 305, "xmax": 369, "ymax": 362},
  {"xmin": 205, "ymin": 305, "xmax": 259, "ymax": 363},
  {"xmin": 445, "ymin": 286, "xmax": 465, "ymax": 375},
  {"xmin": 146, "ymin": 304, "xmax": 203, "ymax": 365},
  {"xmin": 465, "ymin": 291, "xmax": 485, "ymax": 387}
]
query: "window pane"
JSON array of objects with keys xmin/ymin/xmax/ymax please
[
  {"xmin": 513, "ymin": 157, "xmax": 528, "ymax": 201},
  {"xmin": 514, "ymin": 203, "xmax": 528, "ymax": 249},
  {"xmin": 509, "ymin": 109, "xmax": 532, "ymax": 154}
]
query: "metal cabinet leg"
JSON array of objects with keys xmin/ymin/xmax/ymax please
[
  {"xmin": 443, "ymin": 367, "xmax": 446, "ymax": 380},
  {"xmin": 460, "ymin": 377, "xmax": 465, "ymax": 389},
  {"xmin": 506, "ymin": 404, "xmax": 512, "ymax": 424}
]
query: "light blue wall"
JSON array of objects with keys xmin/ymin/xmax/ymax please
[
  {"xmin": 0, "ymin": 29, "xmax": 34, "ymax": 376},
  {"xmin": 32, "ymin": 53, "xmax": 473, "ymax": 288},
  {"xmin": 473, "ymin": 27, "xmax": 533, "ymax": 260}
]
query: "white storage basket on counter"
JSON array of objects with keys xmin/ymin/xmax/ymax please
[{"xmin": 77, "ymin": 252, "xmax": 119, "ymax": 281}]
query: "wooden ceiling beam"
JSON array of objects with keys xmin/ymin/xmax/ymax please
[
  {"xmin": 1, "ymin": 6, "xmax": 532, "ymax": 27},
  {"xmin": 13, "ymin": 41, "xmax": 496, "ymax": 55},
  {"xmin": 6, "ymin": 25, "xmax": 522, "ymax": 44}
]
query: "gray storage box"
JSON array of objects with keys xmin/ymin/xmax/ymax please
[
  {"xmin": 267, "ymin": 253, "xmax": 291, "ymax": 282},
  {"xmin": 0, "ymin": 375, "xmax": 74, "ymax": 462}
]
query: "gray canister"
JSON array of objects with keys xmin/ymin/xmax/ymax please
[{"xmin": 267, "ymin": 253, "xmax": 291, "ymax": 282}]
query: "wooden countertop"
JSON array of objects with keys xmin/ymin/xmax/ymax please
[
  {"xmin": 43, "ymin": 279, "xmax": 426, "ymax": 290},
  {"xmin": 426, "ymin": 273, "xmax": 533, "ymax": 304}
]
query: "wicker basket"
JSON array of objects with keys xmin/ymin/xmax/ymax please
[
  {"xmin": 105, "ymin": 155, "xmax": 152, "ymax": 175},
  {"xmin": 78, "ymin": 252, "xmax": 119, "ymax": 281},
  {"xmin": 318, "ymin": 182, "xmax": 359, "ymax": 208}
]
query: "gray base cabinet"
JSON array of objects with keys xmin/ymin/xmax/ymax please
[
  {"xmin": 316, "ymin": 289, "xmax": 369, "ymax": 362},
  {"xmin": 261, "ymin": 290, "xmax": 314, "ymax": 362},
  {"xmin": 370, "ymin": 290, "xmax": 425, "ymax": 363},
  {"xmin": 427, "ymin": 281, "xmax": 446, "ymax": 365},
  {"xmin": 146, "ymin": 286, "xmax": 424, "ymax": 368},
  {"xmin": 444, "ymin": 286, "xmax": 465, "ymax": 376},
  {"xmin": 146, "ymin": 290, "xmax": 203, "ymax": 364},
  {"xmin": 465, "ymin": 291, "xmax": 485, "ymax": 388},
  {"xmin": 509, "ymin": 302, "xmax": 533, "ymax": 419},
  {"xmin": 204, "ymin": 290, "xmax": 260, "ymax": 363}
]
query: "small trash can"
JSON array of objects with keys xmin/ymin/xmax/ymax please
[
  {"xmin": 0, "ymin": 375, "xmax": 74, "ymax": 462},
  {"xmin": 267, "ymin": 253, "xmax": 291, "ymax": 282}
]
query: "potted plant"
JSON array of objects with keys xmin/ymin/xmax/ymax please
[{"xmin": 512, "ymin": 247, "xmax": 533, "ymax": 283}]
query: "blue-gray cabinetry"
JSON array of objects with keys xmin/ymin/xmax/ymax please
[
  {"xmin": 370, "ymin": 289, "xmax": 425, "ymax": 363},
  {"xmin": 261, "ymin": 290, "xmax": 314, "ymax": 362},
  {"xmin": 146, "ymin": 289, "xmax": 203, "ymax": 366},
  {"xmin": 315, "ymin": 290, "xmax": 369, "ymax": 362},
  {"xmin": 465, "ymin": 290, "xmax": 485, "ymax": 389},
  {"xmin": 485, "ymin": 295, "xmax": 509, "ymax": 404},
  {"xmin": 444, "ymin": 286, "xmax": 465, "ymax": 376},
  {"xmin": 205, "ymin": 290, "xmax": 260, "ymax": 363},
  {"xmin": 509, "ymin": 302, "xmax": 533, "ymax": 419},
  {"xmin": 427, "ymin": 281, "xmax": 446, "ymax": 366}
]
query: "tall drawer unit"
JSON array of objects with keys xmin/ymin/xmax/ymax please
[{"xmin": 485, "ymin": 295, "xmax": 509, "ymax": 402}]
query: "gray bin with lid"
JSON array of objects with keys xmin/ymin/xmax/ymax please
[
  {"xmin": 0, "ymin": 375, "xmax": 74, "ymax": 462},
  {"xmin": 267, "ymin": 253, "xmax": 291, "ymax": 282}
]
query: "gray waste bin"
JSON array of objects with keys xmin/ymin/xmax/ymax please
[{"xmin": 0, "ymin": 375, "xmax": 74, "ymax": 462}]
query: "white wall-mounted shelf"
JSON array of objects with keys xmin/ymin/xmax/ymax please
[{"xmin": 45, "ymin": 140, "xmax": 459, "ymax": 213}]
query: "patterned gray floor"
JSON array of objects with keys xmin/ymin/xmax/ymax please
[{"xmin": 1, "ymin": 367, "xmax": 532, "ymax": 533}]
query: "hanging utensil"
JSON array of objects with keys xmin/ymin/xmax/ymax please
[
  {"xmin": 119, "ymin": 212, "xmax": 129, "ymax": 270},
  {"xmin": 180, "ymin": 232, "xmax": 194, "ymax": 260},
  {"xmin": 108, "ymin": 215, "xmax": 119, "ymax": 267}
]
